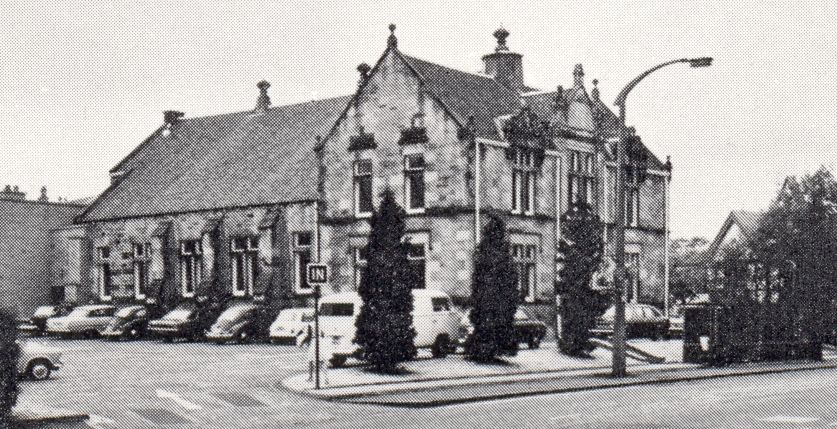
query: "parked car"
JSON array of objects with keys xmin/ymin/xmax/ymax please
[
  {"xmin": 458, "ymin": 308, "xmax": 548, "ymax": 350},
  {"xmin": 18, "ymin": 305, "xmax": 73, "ymax": 336},
  {"xmin": 205, "ymin": 302, "xmax": 265, "ymax": 344},
  {"xmin": 592, "ymin": 303, "xmax": 670, "ymax": 339},
  {"xmin": 269, "ymin": 308, "xmax": 315, "ymax": 345},
  {"xmin": 102, "ymin": 305, "xmax": 149, "ymax": 340},
  {"xmin": 46, "ymin": 304, "xmax": 117, "ymax": 338},
  {"xmin": 17, "ymin": 340, "xmax": 63, "ymax": 380},
  {"xmin": 147, "ymin": 301, "xmax": 223, "ymax": 342},
  {"xmin": 320, "ymin": 289, "xmax": 461, "ymax": 367}
]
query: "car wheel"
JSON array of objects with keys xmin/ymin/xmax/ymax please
[
  {"xmin": 431, "ymin": 335, "xmax": 450, "ymax": 358},
  {"xmin": 28, "ymin": 360, "xmax": 52, "ymax": 381},
  {"xmin": 83, "ymin": 330, "xmax": 99, "ymax": 339},
  {"xmin": 528, "ymin": 336, "xmax": 541, "ymax": 350},
  {"xmin": 329, "ymin": 355, "xmax": 347, "ymax": 368}
]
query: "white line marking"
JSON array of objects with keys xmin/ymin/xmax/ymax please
[
  {"xmin": 155, "ymin": 389, "xmax": 202, "ymax": 411},
  {"xmin": 759, "ymin": 415, "xmax": 819, "ymax": 424}
]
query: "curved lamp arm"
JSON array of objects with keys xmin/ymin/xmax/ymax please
[{"xmin": 614, "ymin": 57, "xmax": 712, "ymax": 108}]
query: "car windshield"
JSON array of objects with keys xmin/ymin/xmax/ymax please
[
  {"xmin": 320, "ymin": 303, "xmax": 354, "ymax": 317},
  {"xmin": 67, "ymin": 308, "xmax": 93, "ymax": 318},
  {"xmin": 33, "ymin": 306, "xmax": 55, "ymax": 317},
  {"xmin": 116, "ymin": 307, "xmax": 140, "ymax": 318},
  {"xmin": 276, "ymin": 310, "xmax": 305, "ymax": 322},
  {"xmin": 218, "ymin": 305, "xmax": 255, "ymax": 322}
]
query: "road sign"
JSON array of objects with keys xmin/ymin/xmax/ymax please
[{"xmin": 306, "ymin": 263, "xmax": 328, "ymax": 285}]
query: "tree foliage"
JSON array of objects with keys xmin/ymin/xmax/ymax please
[
  {"xmin": 556, "ymin": 203, "xmax": 609, "ymax": 356},
  {"xmin": 354, "ymin": 189, "xmax": 416, "ymax": 372},
  {"xmin": 465, "ymin": 215, "xmax": 519, "ymax": 362},
  {"xmin": 0, "ymin": 310, "xmax": 18, "ymax": 428}
]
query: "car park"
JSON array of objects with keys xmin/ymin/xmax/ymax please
[
  {"xmin": 269, "ymin": 308, "xmax": 314, "ymax": 345},
  {"xmin": 17, "ymin": 340, "xmax": 63, "ymax": 381},
  {"xmin": 592, "ymin": 303, "xmax": 670, "ymax": 339},
  {"xmin": 205, "ymin": 302, "xmax": 265, "ymax": 344},
  {"xmin": 18, "ymin": 305, "xmax": 73, "ymax": 336},
  {"xmin": 46, "ymin": 304, "xmax": 117, "ymax": 338},
  {"xmin": 147, "ymin": 301, "xmax": 223, "ymax": 342},
  {"xmin": 102, "ymin": 305, "xmax": 149, "ymax": 340},
  {"xmin": 458, "ymin": 308, "xmax": 548, "ymax": 350},
  {"xmin": 320, "ymin": 289, "xmax": 461, "ymax": 367}
]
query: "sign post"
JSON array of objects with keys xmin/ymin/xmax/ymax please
[{"xmin": 306, "ymin": 263, "xmax": 329, "ymax": 390}]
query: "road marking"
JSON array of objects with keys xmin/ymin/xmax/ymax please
[
  {"xmin": 85, "ymin": 414, "xmax": 116, "ymax": 428},
  {"xmin": 759, "ymin": 416, "xmax": 820, "ymax": 424},
  {"xmin": 155, "ymin": 389, "xmax": 202, "ymax": 411}
]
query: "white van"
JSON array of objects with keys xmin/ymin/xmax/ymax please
[{"xmin": 318, "ymin": 289, "xmax": 461, "ymax": 367}]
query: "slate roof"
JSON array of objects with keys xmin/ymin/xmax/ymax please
[
  {"xmin": 707, "ymin": 210, "xmax": 765, "ymax": 257},
  {"xmin": 79, "ymin": 95, "xmax": 351, "ymax": 222}
]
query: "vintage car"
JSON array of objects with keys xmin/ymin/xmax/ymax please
[
  {"xmin": 205, "ymin": 302, "xmax": 265, "ymax": 344},
  {"xmin": 147, "ymin": 301, "xmax": 223, "ymax": 342},
  {"xmin": 17, "ymin": 341, "xmax": 63, "ymax": 380},
  {"xmin": 45, "ymin": 304, "xmax": 117, "ymax": 338},
  {"xmin": 458, "ymin": 308, "xmax": 548, "ymax": 349},
  {"xmin": 320, "ymin": 289, "xmax": 461, "ymax": 367},
  {"xmin": 18, "ymin": 305, "xmax": 73, "ymax": 336},
  {"xmin": 592, "ymin": 303, "xmax": 670, "ymax": 339},
  {"xmin": 101, "ymin": 305, "xmax": 149, "ymax": 340},
  {"xmin": 269, "ymin": 308, "xmax": 315, "ymax": 345}
]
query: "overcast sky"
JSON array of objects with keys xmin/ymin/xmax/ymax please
[{"xmin": 1, "ymin": 1, "xmax": 835, "ymax": 239}]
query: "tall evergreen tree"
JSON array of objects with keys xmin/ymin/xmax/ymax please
[
  {"xmin": 354, "ymin": 188, "xmax": 416, "ymax": 372},
  {"xmin": 556, "ymin": 203, "xmax": 609, "ymax": 356},
  {"xmin": 0, "ymin": 310, "xmax": 18, "ymax": 428},
  {"xmin": 466, "ymin": 215, "xmax": 518, "ymax": 362}
]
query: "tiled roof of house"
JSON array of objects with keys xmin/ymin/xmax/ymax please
[
  {"xmin": 78, "ymin": 95, "xmax": 352, "ymax": 222},
  {"xmin": 402, "ymin": 55, "xmax": 521, "ymax": 140}
]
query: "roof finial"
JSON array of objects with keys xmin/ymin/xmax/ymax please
[
  {"xmin": 591, "ymin": 79, "xmax": 599, "ymax": 101},
  {"xmin": 665, "ymin": 155, "xmax": 673, "ymax": 171},
  {"xmin": 493, "ymin": 26, "xmax": 510, "ymax": 52},
  {"xmin": 254, "ymin": 80, "xmax": 271, "ymax": 112},
  {"xmin": 39, "ymin": 186, "xmax": 48, "ymax": 202},
  {"xmin": 387, "ymin": 23, "xmax": 398, "ymax": 48},
  {"xmin": 573, "ymin": 64, "xmax": 584, "ymax": 87}
]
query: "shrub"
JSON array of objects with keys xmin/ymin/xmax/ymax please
[{"xmin": 0, "ymin": 309, "xmax": 19, "ymax": 427}]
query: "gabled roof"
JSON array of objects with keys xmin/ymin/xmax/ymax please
[
  {"xmin": 707, "ymin": 210, "xmax": 765, "ymax": 257},
  {"xmin": 78, "ymin": 95, "xmax": 351, "ymax": 222}
]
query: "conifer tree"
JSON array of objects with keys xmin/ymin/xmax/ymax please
[
  {"xmin": 466, "ymin": 215, "xmax": 518, "ymax": 362},
  {"xmin": 556, "ymin": 203, "xmax": 609, "ymax": 356},
  {"xmin": 354, "ymin": 188, "xmax": 416, "ymax": 372},
  {"xmin": 0, "ymin": 310, "xmax": 18, "ymax": 428}
]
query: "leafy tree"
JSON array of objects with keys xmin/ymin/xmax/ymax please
[
  {"xmin": 556, "ymin": 203, "xmax": 609, "ymax": 357},
  {"xmin": 354, "ymin": 189, "xmax": 416, "ymax": 372},
  {"xmin": 0, "ymin": 310, "xmax": 18, "ymax": 429},
  {"xmin": 466, "ymin": 215, "xmax": 519, "ymax": 362}
]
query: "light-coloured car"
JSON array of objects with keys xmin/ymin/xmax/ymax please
[
  {"xmin": 269, "ymin": 308, "xmax": 315, "ymax": 345},
  {"xmin": 17, "ymin": 341, "xmax": 63, "ymax": 380},
  {"xmin": 46, "ymin": 304, "xmax": 117, "ymax": 338},
  {"xmin": 592, "ymin": 303, "xmax": 670, "ymax": 339},
  {"xmin": 320, "ymin": 289, "xmax": 461, "ymax": 367}
]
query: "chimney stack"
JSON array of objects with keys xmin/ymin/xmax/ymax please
[
  {"xmin": 482, "ymin": 27, "xmax": 525, "ymax": 93},
  {"xmin": 254, "ymin": 80, "xmax": 272, "ymax": 113},
  {"xmin": 163, "ymin": 110, "xmax": 184, "ymax": 126},
  {"xmin": 0, "ymin": 185, "xmax": 26, "ymax": 201},
  {"xmin": 38, "ymin": 186, "xmax": 49, "ymax": 202}
]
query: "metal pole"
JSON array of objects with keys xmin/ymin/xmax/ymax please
[
  {"xmin": 664, "ymin": 173, "xmax": 671, "ymax": 318},
  {"xmin": 314, "ymin": 284, "xmax": 321, "ymax": 390},
  {"xmin": 474, "ymin": 138, "xmax": 481, "ymax": 244},
  {"xmin": 612, "ymin": 104, "xmax": 628, "ymax": 378}
]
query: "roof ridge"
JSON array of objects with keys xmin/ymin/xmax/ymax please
[
  {"xmin": 401, "ymin": 54, "xmax": 496, "ymax": 80},
  {"xmin": 181, "ymin": 94, "xmax": 353, "ymax": 123}
]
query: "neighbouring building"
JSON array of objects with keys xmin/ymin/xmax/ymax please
[
  {"xmin": 706, "ymin": 210, "xmax": 764, "ymax": 262},
  {"xmin": 0, "ymin": 185, "xmax": 87, "ymax": 316},
  {"xmin": 66, "ymin": 26, "xmax": 672, "ymax": 324}
]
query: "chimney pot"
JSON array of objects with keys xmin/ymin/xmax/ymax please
[
  {"xmin": 163, "ymin": 110, "xmax": 184, "ymax": 125},
  {"xmin": 573, "ymin": 64, "xmax": 585, "ymax": 87},
  {"xmin": 254, "ymin": 80, "xmax": 272, "ymax": 113},
  {"xmin": 387, "ymin": 24, "xmax": 398, "ymax": 48},
  {"xmin": 39, "ymin": 186, "xmax": 48, "ymax": 202}
]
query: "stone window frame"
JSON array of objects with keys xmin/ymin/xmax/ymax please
[
  {"xmin": 292, "ymin": 232, "xmax": 314, "ymax": 295},
  {"xmin": 511, "ymin": 149, "xmax": 537, "ymax": 216},
  {"xmin": 568, "ymin": 150, "xmax": 595, "ymax": 208},
  {"xmin": 179, "ymin": 240, "xmax": 203, "ymax": 298},
  {"xmin": 132, "ymin": 242, "xmax": 151, "ymax": 300},
  {"xmin": 403, "ymin": 153, "xmax": 426, "ymax": 214},
  {"xmin": 404, "ymin": 232, "xmax": 429, "ymax": 289},
  {"xmin": 230, "ymin": 236, "xmax": 259, "ymax": 297},
  {"xmin": 511, "ymin": 243, "xmax": 538, "ymax": 303}
]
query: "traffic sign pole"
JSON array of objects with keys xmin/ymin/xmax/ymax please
[{"xmin": 306, "ymin": 263, "xmax": 329, "ymax": 390}]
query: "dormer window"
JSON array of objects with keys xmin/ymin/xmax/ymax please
[
  {"xmin": 512, "ymin": 150, "xmax": 536, "ymax": 215},
  {"xmin": 568, "ymin": 151, "xmax": 595, "ymax": 208}
]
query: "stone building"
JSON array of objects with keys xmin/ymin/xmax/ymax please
[
  {"xmin": 0, "ymin": 186, "xmax": 86, "ymax": 316},
  {"xmin": 68, "ymin": 26, "xmax": 672, "ymax": 320}
]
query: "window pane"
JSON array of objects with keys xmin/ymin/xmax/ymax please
[
  {"xmin": 512, "ymin": 171, "xmax": 519, "ymax": 211},
  {"xmin": 521, "ymin": 172, "xmax": 530, "ymax": 212},
  {"xmin": 296, "ymin": 250, "xmax": 312, "ymax": 290},
  {"xmin": 408, "ymin": 172, "xmax": 425, "ymax": 209},
  {"xmin": 357, "ymin": 176, "xmax": 373, "ymax": 213},
  {"xmin": 295, "ymin": 232, "xmax": 312, "ymax": 247}
]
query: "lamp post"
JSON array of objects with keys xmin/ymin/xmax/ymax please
[{"xmin": 611, "ymin": 57, "xmax": 712, "ymax": 378}]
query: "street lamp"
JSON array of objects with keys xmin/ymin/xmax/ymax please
[{"xmin": 611, "ymin": 57, "xmax": 712, "ymax": 378}]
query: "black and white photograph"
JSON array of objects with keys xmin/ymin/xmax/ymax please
[{"xmin": 1, "ymin": 1, "xmax": 836, "ymax": 428}]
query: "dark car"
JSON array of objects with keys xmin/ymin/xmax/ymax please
[
  {"xmin": 592, "ymin": 303, "xmax": 670, "ymax": 340},
  {"xmin": 148, "ymin": 302, "xmax": 222, "ymax": 342},
  {"xmin": 205, "ymin": 303, "xmax": 266, "ymax": 344},
  {"xmin": 19, "ymin": 305, "xmax": 73, "ymax": 336},
  {"xmin": 459, "ymin": 308, "xmax": 548, "ymax": 349},
  {"xmin": 102, "ymin": 305, "xmax": 149, "ymax": 340}
]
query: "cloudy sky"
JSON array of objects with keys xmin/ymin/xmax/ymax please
[{"xmin": 1, "ymin": 1, "xmax": 835, "ymax": 238}]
